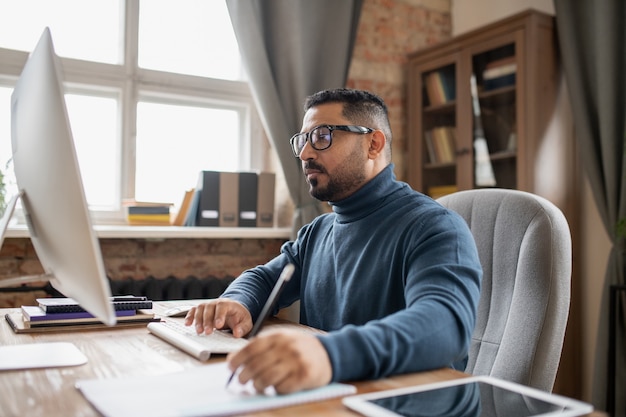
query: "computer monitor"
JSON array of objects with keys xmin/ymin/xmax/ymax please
[{"xmin": 3, "ymin": 27, "xmax": 116, "ymax": 326}]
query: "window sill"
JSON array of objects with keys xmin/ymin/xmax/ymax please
[{"xmin": 5, "ymin": 225, "xmax": 292, "ymax": 240}]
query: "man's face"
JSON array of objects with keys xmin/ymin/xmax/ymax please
[{"xmin": 298, "ymin": 103, "xmax": 370, "ymax": 202}]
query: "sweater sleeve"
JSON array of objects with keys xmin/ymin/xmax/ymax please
[{"xmin": 317, "ymin": 210, "xmax": 481, "ymax": 382}]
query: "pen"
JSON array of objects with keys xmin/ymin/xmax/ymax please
[{"xmin": 225, "ymin": 263, "xmax": 295, "ymax": 388}]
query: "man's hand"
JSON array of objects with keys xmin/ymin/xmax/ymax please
[
  {"xmin": 184, "ymin": 299, "xmax": 252, "ymax": 338},
  {"xmin": 227, "ymin": 328, "xmax": 332, "ymax": 394}
]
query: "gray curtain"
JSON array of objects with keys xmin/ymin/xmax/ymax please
[
  {"xmin": 553, "ymin": 0, "xmax": 626, "ymax": 414},
  {"xmin": 225, "ymin": 0, "xmax": 363, "ymax": 238}
]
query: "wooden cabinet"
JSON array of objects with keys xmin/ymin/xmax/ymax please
[
  {"xmin": 406, "ymin": 10, "xmax": 581, "ymax": 397},
  {"xmin": 406, "ymin": 10, "xmax": 569, "ymax": 199}
]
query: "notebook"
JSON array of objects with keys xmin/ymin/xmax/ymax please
[
  {"xmin": 342, "ymin": 375, "xmax": 593, "ymax": 417},
  {"xmin": 76, "ymin": 361, "xmax": 356, "ymax": 417}
]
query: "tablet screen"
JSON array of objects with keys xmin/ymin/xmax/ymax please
[{"xmin": 365, "ymin": 381, "xmax": 573, "ymax": 417}]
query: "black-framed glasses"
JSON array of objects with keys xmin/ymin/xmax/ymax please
[{"xmin": 290, "ymin": 124, "xmax": 374, "ymax": 157}]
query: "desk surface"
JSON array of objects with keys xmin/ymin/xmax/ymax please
[{"xmin": 0, "ymin": 300, "xmax": 467, "ymax": 417}]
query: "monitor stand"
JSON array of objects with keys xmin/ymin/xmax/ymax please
[
  {"xmin": 0, "ymin": 192, "xmax": 87, "ymax": 370},
  {"xmin": 0, "ymin": 191, "xmax": 54, "ymax": 287}
]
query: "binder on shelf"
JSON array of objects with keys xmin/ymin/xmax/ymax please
[
  {"xmin": 182, "ymin": 170, "xmax": 275, "ymax": 228},
  {"xmin": 196, "ymin": 171, "xmax": 220, "ymax": 227},
  {"xmin": 238, "ymin": 172, "xmax": 258, "ymax": 227},
  {"xmin": 256, "ymin": 172, "xmax": 275, "ymax": 227},
  {"xmin": 219, "ymin": 172, "xmax": 239, "ymax": 227}
]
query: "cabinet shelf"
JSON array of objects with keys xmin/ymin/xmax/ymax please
[
  {"xmin": 406, "ymin": 9, "xmax": 564, "ymax": 197},
  {"xmin": 424, "ymin": 101, "xmax": 456, "ymax": 113},
  {"xmin": 404, "ymin": 10, "xmax": 579, "ymax": 397},
  {"xmin": 490, "ymin": 150, "xmax": 517, "ymax": 161},
  {"xmin": 479, "ymin": 86, "xmax": 515, "ymax": 107}
]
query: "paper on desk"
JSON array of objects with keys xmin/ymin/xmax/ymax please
[{"xmin": 76, "ymin": 361, "xmax": 356, "ymax": 417}]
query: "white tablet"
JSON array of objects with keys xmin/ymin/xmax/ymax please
[{"xmin": 342, "ymin": 375, "xmax": 593, "ymax": 417}]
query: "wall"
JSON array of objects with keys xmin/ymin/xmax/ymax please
[
  {"xmin": 0, "ymin": 237, "xmax": 285, "ymax": 308},
  {"xmin": 451, "ymin": 0, "xmax": 554, "ymax": 35},
  {"xmin": 347, "ymin": 0, "xmax": 452, "ymax": 182},
  {"xmin": 0, "ymin": 0, "xmax": 605, "ymax": 403},
  {"xmin": 0, "ymin": 0, "xmax": 454, "ymax": 308}
]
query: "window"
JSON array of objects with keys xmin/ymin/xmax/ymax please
[{"xmin": 0, "ymin": 0, "xmax": 264, "ymax": 224}]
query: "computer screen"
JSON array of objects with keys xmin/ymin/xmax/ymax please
[{"xmin": 7, "ymin": 27, "xmax": 116, "ymax": 325}]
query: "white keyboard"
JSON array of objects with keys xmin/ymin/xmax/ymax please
[{"xmin": 147, "ymin": 320, "xmax": 248, "ymax": 361}]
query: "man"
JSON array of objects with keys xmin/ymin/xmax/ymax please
[{"xmin": 186, "ymin": 88, "xmax": 482, "ymax": 394}]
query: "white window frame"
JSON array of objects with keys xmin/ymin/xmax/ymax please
[{"xmin": 0, "ymin": 0, "xmax": 266, "ymax": 225}]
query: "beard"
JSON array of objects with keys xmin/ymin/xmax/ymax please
[{"xmin": 304, "ymin": 144, "xmax": 368, "ymax": 202}]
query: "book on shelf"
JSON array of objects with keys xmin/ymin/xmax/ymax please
[
  {"xmin": 183, "ymin": 189, "xmax": 201, "ymax": 226},
  {"xmin": 424, "ymin": 69, "xmax": 455, "ymax": 106},
  {"xmin": 127, "ymin": 214, "xmax": 171, "ymax": 225},
  {"xmin": 483, "ymin": 56, "xmax": 517, "ymax": 91},
  {"xmin": 484, "ymin": 55, "xmax": 515, "ymax": 69},
  {"xmin": 428, "ymin": 185, "xmax": 458, "ymax": 199},
  {"xmin": 424, "ymin": 130, "xmax": 438, "ymax": 164},
  {"xmin": 171, "ymin": 188, "xmax": 195, "ymax": 226},
  {"xmin": 424, "ymin": 126, "xmax": 456, "ymax": 164},
  {"xmin": 123, "ymin": 200, "xmax": 173, "ymax": 226}
]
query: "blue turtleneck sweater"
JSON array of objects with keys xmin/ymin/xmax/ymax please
[{"xmin": 221, "ymin": 164, "xmax": 482, "ymax": 383}]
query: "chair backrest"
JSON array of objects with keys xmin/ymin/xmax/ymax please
[{"xmin": 437, "ymin": 188, "xmax": 571, "ymax": 392}]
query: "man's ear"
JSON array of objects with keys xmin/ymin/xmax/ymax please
[{"xmin": 368, "ymin": 130, "xmax": 386, "ymax": 159}]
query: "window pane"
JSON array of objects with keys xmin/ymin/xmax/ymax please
[
  {"xmin": 0, "ymin": 87, "xmax": 12, "ymax": 172},
  {"xmin": 65, "ymin": 94, "xmax": 119, "ymax": 208},
  {"xmin": 138, "ymin": 0, "xmax": 242, "ymax": 80},
  {"xmin": 0, "ymin": 0, "xmax": 122, "ymax": 64},
  {"xmin": 136, "ymin": 101, "xmax": 241, "ymax": 205}
]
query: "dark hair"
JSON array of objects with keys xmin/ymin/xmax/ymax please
[{"xmin": 304, "ymin": 88, "xmax": 393, "ymax": 160}]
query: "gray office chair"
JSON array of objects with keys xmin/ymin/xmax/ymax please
[{"xmin": 437, "ymin": 188, "xmax": 571, "ymax": 392}]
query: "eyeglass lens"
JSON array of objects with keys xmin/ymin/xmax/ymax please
[
  {"xmin": 294, "ymin": 126, "xmax": 333, "ymax": 155},
  {"xmin": 310, "ymin": 126, "xmax": 332, "ymax": 150}
]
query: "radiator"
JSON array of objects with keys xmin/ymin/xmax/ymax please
[{"xmin": 109, "ymin": 276, "xmax": 236, "ymax": 301}]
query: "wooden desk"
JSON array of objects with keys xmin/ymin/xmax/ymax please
[{"xmin": 0, "ymin": 301, "xmax": 467, "ymax": 417}]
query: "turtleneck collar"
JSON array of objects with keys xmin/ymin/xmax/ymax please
[{"xmin": 329, "ymin": 164, "xmax": 400, "ymax": 223}]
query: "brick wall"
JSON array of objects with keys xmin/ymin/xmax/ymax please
[
  {"xmin": 0, "ymin": 0, "xmax": 452, "ymax": 307},
  {"xmin": 0, "ymin": 237, "xmax": 285, "ymax": 307},
  {"xmin": 347, "ymin": 0, "xmax": 451, "ymax": 181}
]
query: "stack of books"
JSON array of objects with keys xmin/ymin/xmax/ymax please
[
  {"xmin": 124, "ymin": 200, "xmax": 173, "ymax": 226},
  {"xmin": 16, "ymin": 296, "xmax": 155, "ymax": 330},
  {"xmin": 424, "ymin": 126, "xmax": 457, "ymax": 164},
  {"xmin": 482, "ymin": 56, "xmax": 517, "ymax": 91},
  {"xmin": 424, "ymin": 68, "xmax": 455, "ymax": 106}
]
